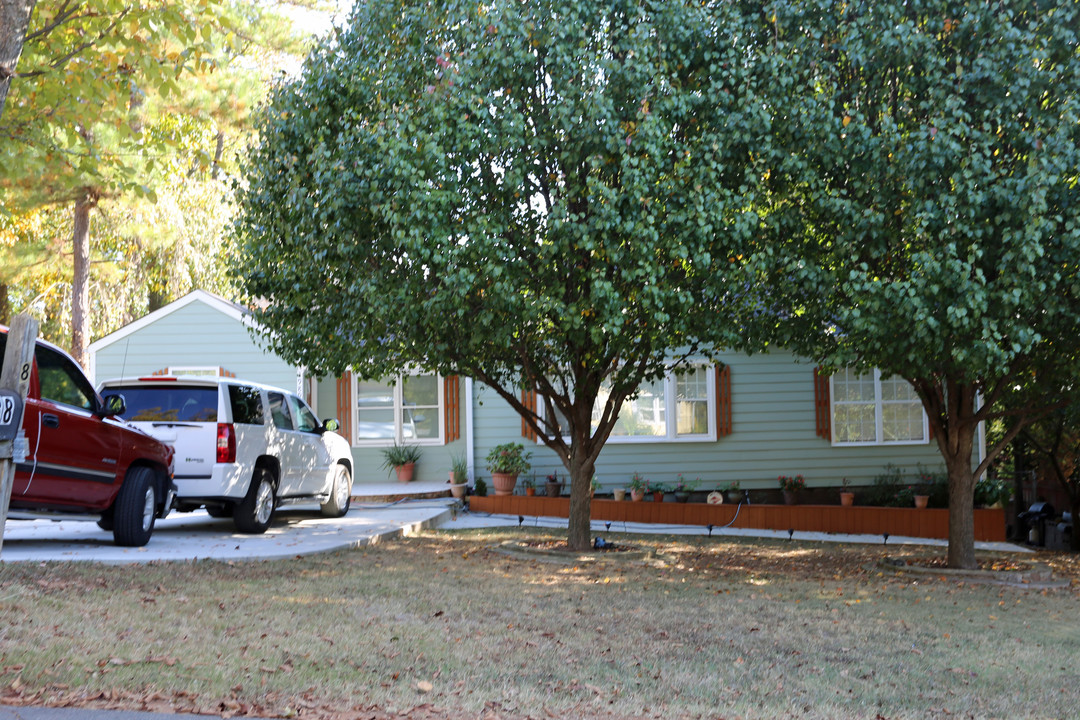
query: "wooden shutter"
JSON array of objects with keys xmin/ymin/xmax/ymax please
[
  {"xmin": 335, "ymin": 371, "xmax": 353, "ymax": 441},
  {"xmin": 813, "ymin": 367, "xmax": 831, "ymax": 439},
  {"xmin": 443, "ymin": 375, "xmax": 461, "ymax": 443},
  {"xmin": 521, "ymin": 388, "xmax": 538, "ymax": 441},
  {"xmin": 716, "ymin": 364, "xmax": 732, "ymax": 437}
]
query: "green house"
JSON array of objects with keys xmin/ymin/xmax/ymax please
[{"xmin": 90, "ymin": 291, "xmax": 975, "ymax": 492}]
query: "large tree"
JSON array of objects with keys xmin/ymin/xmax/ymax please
[
  {"xmin": 234, "ymin": 0, "xmax": 783, "ymax": 550},
  {"xmin": 769, "ymin": 0, "xmax": 1080, "ymax": 568}
]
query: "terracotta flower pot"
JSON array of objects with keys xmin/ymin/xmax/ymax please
[
  {"xmin": 840, "ymin": 492, "xmax": 855, "ymax": 507},
  {"xmin": 525, "ymin": 487, "xmax": 536, "ymax": 497},
  {"xmin": 491, "ymin": 472, "xmax": 519, "ymax": 496},
  {"xmin": 449, "ymin": 483, "xmax": 467, "ymax": 500},
  {"xmin": 395, "ymin": 462, "xmax": 415, "ymax": 483},
  {"xmin": 652, "ymin": 491, "xmax": 665, "ymax": 503},
  {"xmin": 630, "ymin": 488, "xmax": 645, "ymax": 502},
  {"xmin": 914, "ymin": 494, "xmax": 929, "ymax": 509}
]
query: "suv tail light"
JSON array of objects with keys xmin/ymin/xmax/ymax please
[{"xmin": 216, "ymin": 423, "xmax": 236, "ymax": 463}]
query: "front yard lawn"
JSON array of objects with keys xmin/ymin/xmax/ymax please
[{"xmin": 1, "ymin": 529, "xmax": 1077, "ymax": 719}]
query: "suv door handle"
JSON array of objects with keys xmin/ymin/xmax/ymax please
[{"xmin": 42, "ymin": 413, "xmax": 60, "ymax": 428}]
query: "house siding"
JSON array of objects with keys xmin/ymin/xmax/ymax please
[
  {"xmin": 473, "ymin": 349, "xmax": 948, "ymax": 493},
  {"xmin": 92, "ymin": 302, "xmax": 297, "ymax": 391}
]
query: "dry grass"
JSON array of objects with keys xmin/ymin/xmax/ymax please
[{"xmin": 1, "ymin": 528, "xmax": 1078, "ymax": 719}]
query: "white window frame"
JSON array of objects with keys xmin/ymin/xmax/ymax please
[
  {"xmin": 549, "ymin": 364, "xmax": 717, "ymax": 444},
  {"xmin": 830, "ymin": 369, "xmax": 928, "ymax": 446},
  {"xmin": 167, "ymin": 366, "xmax": 221, "ymax": 377},
  {"xmin": 352, "ymin": 372, "xmax": 444, "ymax": 447}
]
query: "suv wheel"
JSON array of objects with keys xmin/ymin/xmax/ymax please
[
  {"xmin": 320, "ymin": 465, "xmax": 352, "ymax": 518},
  {"xmin": 113, "ymin": 467, "xmax": 158, "ymax": 547},
  {"xmin": 234, "ymin": 468, "xmax": 276, "ymax": 533}
]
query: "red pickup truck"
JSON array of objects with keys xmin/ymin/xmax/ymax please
[{"xmin": 1, "ymin": 328, "xmax": 175, "ymax": 546}]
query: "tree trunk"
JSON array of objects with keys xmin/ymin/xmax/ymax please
[
  {"xmin": 566, "ymin": 451, "xmax": 595, "ymax": 551},
  {"xmin": 0, "ymin": 283, "xmax": 8, "ymax": 325},
  {"xmin": 0, "ymin": 0, "xmax": 36, "ymax": 120},
  {"xmin": 70, "ymin": 195, "xmax": 92, "ymax": 368},
  {"xmin": 1071, "ymin": 495, "xmax": 1080, "ymax": 552},
  {"xmin": 944, "ymin": 450, "xmax": 977, "ymax": 569}
]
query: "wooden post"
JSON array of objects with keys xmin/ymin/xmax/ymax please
[{"xmin": 0, "ymin": 313, "xmax": 39, "ymax": 555}]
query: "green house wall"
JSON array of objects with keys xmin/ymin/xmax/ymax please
[
  {"xmin": 471, "ymin": 349, "xmax": 951, "ymax": 494},
  {"xmin": 92, "ymin": 301, "xmax": 298, "ymax": 391}
]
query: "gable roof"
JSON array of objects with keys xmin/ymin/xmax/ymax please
[{"xmin": 87, "ymin": 290, "xmax": 254, "ymax": 354}]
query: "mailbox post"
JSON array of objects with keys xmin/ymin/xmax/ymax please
[{"xmin": 0, "ymin": 314, "xmax": 39, "ymax": 555}]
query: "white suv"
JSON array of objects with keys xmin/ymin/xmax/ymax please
[{"xmin": 98, "ymin": 376, "xmax": 353, "ymax": 533}]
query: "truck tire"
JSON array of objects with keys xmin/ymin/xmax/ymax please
[
  {"xmin": 234, "ymin": 468, "xmax": 276, "ymax": 533},
  {"xmin": 113, "ymin": 467, "xmax": 158, "ymax": 547},
  {"xmin": 320, "ymin": 465, "xmax": 352, "ymax": 518}
]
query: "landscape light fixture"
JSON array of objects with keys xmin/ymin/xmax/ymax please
[
  {"xmin": 707, "ymin": 524, "xmax": 714, "ymax": 537},
  {"xmin": 788, "ymin": 528, "xmax": 794, "ymax": 541},
  {"xmin": 883, "ymin": 532, "xmax": 889, "ymax": 545},
  {"xmin": 605, "ymin": 522, "xmax": 611, "ymax": 532},
  {"xmin": 518, "ymin": 515, "xmax": 524, "ymax": 527}
]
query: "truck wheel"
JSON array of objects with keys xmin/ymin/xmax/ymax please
[
  {"xmin": 234, "ymin": 468, "xmax": 275, "ymax": 533},
  {"xmin": 113, "ymin": 467, "xmax": 158, "ymax": 547},
  {"xmin": 320, "ymin": 465, "xmax": 352, "ymax": 518}
]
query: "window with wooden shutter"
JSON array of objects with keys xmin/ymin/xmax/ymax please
[
  {"xmin": 715, "ymin": 364, "xmax": 732, "ymax": 437},
  {"xmin": 443, "ymin": 375, "xmax": 460, "ymax": 443},
  {"xmin": 813, "ymin": 367, "xmax": 831, "ymax": 440}
]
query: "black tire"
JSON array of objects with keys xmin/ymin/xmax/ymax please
[
  {"xmin": 96, "ymin": 516, "xmax": 113, "ymax": 532},
  {"xmin": 205, "ymin": 504, "xmax": 232, "ymax": 518},
  {"xmin": 113, "ymin": 467, "xmax": 158, "ymax": 547},
  {"xmin": 234, "ymin": 468, "xmax": 276, "ymax": 534},
  {"xmin": 320, "ymin": 465, "xmax": 352, "ymax": 518}
]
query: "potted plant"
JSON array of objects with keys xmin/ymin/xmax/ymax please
[
  {"xmin": 523, "ymin": 477, "xmax": 536, "ymax": 497},
  {"xmin": 485, "ymin": 442, "xmax": 531, "ymax": 496},
  {"xmin": 612, "ymin": 487, "xmax": 627, "ymax": 501},
  {"xmin": 673, "ymin": 474, "xmax": 697, "ymax": 503},
  {"xmin": 725, "ymin": 480, "xmax": 742, "ymax": 504},
  {"xmin": 839, "ymin": 477, "xmax": 855, "ymax": 507},
  {"xmin": 629, "ymin": 473, "xmax": 646, "ymax": 501},
  {"xmin": 545, "ymin": 473, "xmax": 563, "ymax": 498},
  {"xmin": 650, "ymin": 481, "xmax": 667, "ymax": 502},
  {"xmin": 448, "ymin": 454, "xmax": 468, "ymax": 500},
  {"xmin": 778, "ymin": 474, "xmax": 805, "ymax": 505},
  {"xmin": 381, "ymin": 441, "xmax": 422, "ymax": 482}
]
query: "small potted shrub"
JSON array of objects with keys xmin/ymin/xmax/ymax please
[
  {"xmin": 381, "ymin": 441, "xmax": 422, "ymax": 482},
  {"xmin": 778, "ymin": 474, "xmax": 805, "ymax": 504},
  {"xmin": 725, "ymin": 480, "xmax": 743, "ymax": 504},
  {"xmin": 545, "ymin": 473, "xmax": 563, "ymax": 498},
  {"xmin": 523, "ymin": 477, "xmax": 536, "ymax": 497},
  {"xmin": 448, "ymin": 454, "xmax": 468, "ymax": 499},
  {"xmin": 485, "ymin": 442, "xmax": 531, "ymax": 496},
  {"xmin": 629, "ymin": 473, "xmax": 646, "ymax": 501},
  {"xmin": 673, "ymin": 474, "xmax": 697, "ymax": 503},
  {"xmin": 839, "ymin": 477, "xmax": 855, "ymax": 507},
  {"xmin": 650, "ymin": 481, "xmax": 667, "ymax": 502}
]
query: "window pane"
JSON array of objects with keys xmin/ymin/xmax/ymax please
[
  {"xmin": 883, "ymin": 402, "xmax": 924, "ymax": 442},
  {"xmin": 834, "ymin": 403, "xmax": 876, "ymax": 443},
  {"xmin": 36, "ymin": 347, "xmax": 95, "ymax": 411},
  {"xmin": 119, "ymin": 386, "xmax": 219, "ymax": 422},
  {"xmin": 833, "ymin": 368, "xmax": 875, "ymax": 402},
  {"xmin": 228, "ymin": 385, "xmax": 263, "ymax": 425},
  {"xmin": 608, "ymin": 379, "xmax": 666, "ymax": 437},
  {"xmin": 676, "ymin": 367, "xmax": 709, "ymax": 435},
  {"xmin": 356, "ymin": 378, "xmax": 395, "ymax": 440},
  {"xmin": 268, "ymin": 392, "xmax": 293, "ymax": 430},
  {"xmin": 403, "ymin": 374, "xmax": 438, "ymax": 439}
]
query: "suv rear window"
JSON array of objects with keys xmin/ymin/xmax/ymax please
[
  {"xmin": 116, "ymin": 386, "xmax": 219, "ymax": 422},
  {"xmin": 228, "ymin": 384, "xmax": 265, "ymax": 425}
]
